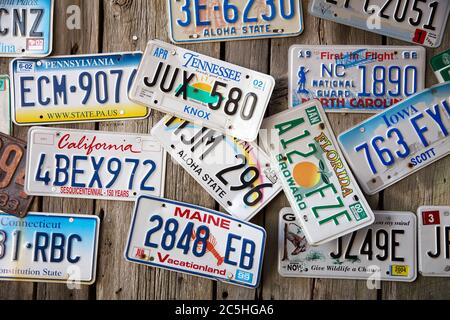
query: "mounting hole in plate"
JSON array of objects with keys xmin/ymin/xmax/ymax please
[
  {"xmin": 154, "ymin": 100, "xmax": 158, "ymax": 104},
  {"xmin": 387, "ymin": 175, "xmax": 391, "ymax": 180},
  {"xmin": 39, "ymin": 115, "xmax": 44, "ymax": 119},
  {"xmin": 21, "ymin": 48, "xmax": 25, "ymax": 53},
  {"xmin": 238, "ymin": 223, "xmax": 242, "ymax": 228},
  {"xmin": 245, "ymin": 75, "xmax": 250, "ymax": 79},
  {"xmin": 133, "ymin": 192, "xmax": 137, "ymax": 196},
  {"xmin": 227, "ymin": 201, "xmax": 232, "ymax": 206},
  {"xmin": 353, "ymin": 195, "xmax": 359, "ymax": 201},
  {"xmin": 171, "ymin": 145, "xmax": 175, "ymax": 149}
]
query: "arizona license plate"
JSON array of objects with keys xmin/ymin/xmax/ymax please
[
  {"xmin": 25, "ymin": 127, "xmax": 166, "ymax": 201},
  {"xmin": 338, "ymin": 82, "xmax": 450, "ymax": 195},
  {"xmin": 0, "ymin": 76, "xmax": 10, "ymax": 135},
  {"xmin": 289, "ymin": 45, "xmax": 425, "ymax": 113},
  {"xmin": 129, "ymin": 40, "xmax": 275, "ymax": 142},
  {"xmin": 125, "ymin": 196, "xmax": 266, "ymax": 288},
  {"xmin": 260, "ymin": 100, "xmax": 374, "ymax": 245},
  {"xmin": 279, "ymin": 208, "xmax": 416, "ymax": 282},
  {"xmin": 431, "ymin": 49, "xmax": 450, "ymax": 83},
  {"xmin": 309, "ymin": 0, "xmax": 450, "ymax": 48},
  {"xmin": 11, "ymin": 52, "xmax": 149, "ymax": 125}
]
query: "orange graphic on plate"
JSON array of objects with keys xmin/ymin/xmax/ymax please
[{"xmin": 293, "ymin": 162, "xmax": 321, "ymax": 188}]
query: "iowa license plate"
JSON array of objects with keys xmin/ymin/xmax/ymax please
[
  {"xmin": 0, "ymin": 76, "xmax": 10, "ymax": 135},
  {"xmin": 431, "ymin": 49, "xmax": 450, "ymax": 83},
  {"xmin": 129, "ymin": 40, "xmax": 275, "ymax": 142},
  {"xmin": 289, "ymin": 45, "xmax": 425, "ymax": 113},
  {"xmin": 338, "ymin": 82, "xmax": 450, "ymax": 195},
  {"xmin": 125, "ymin": 196, "xmax": 266, "ymax": 288}
]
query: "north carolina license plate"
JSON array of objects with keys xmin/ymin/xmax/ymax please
[
  {"xmin": 289, "ymin": 45, "xmax": 425, "ymax": 113},
  {"xmin": 167, "ymin": 0, "xmax": 304, "ymax": 43},
  {"xmin": 279, "ymin": 208, "xmax": 416, "ymax": 282},
  {"xmin": 129, "ymin": 40, "xmax": 275, "ymax": 142},
  {"xmin": 309, "ymin": 0, "xmax": 450, "ymax": 48},
  {"xmin": 125, "ymin": 196, "xmax": 266, "ymax": 288},
  {"xmin": 338, "ymin": 82, "xmax": 450, "ymax": 195},
  {"xmin": 260, "ymin": 100, "xmax": 374, "ymax": 245},
  {"xmin": 0, "ymin": 212, "xmax": 99, "ymax": 284},
  {"xmin": 25, "ymin": 127, "xmax": 166, "ymax": 201},
  {"xmin": 0, "ymin": 76, "xmax": 10, "ymax": 135},
  {"xmin": 431, "ymin": 49, "xmax": 450, "ymax": 83},
  {"xmin": 11, "ymin": 52, "xmax": 150, "ymax": 125},
  {"xmin": 151, "ymin": 116, "xmax": 282, "ymax": 221}
]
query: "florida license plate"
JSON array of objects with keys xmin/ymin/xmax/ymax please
[
  {"xmin": 124, "ymin": 196, "xmax": 266, "ymax": 288},
  {"xmin": 129, "ymin": 40, "xmax": 275, "ymax": 142},
  {"xmin": 338, "ymin": 82, "xmax": 450, "ymax": 195},
  {"xmin": 431, "ymin": 49, "xmax": 450, "ymax": 83},
  {"xmin": 25, "ymin": 127, "xmax": 166, "ymax": 201},
  {"xmin": 0, "ymin": 76, "xmax": 10, "ymax": 135}
]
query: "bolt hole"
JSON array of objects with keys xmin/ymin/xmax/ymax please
[{"xmin": 154, "ymin": 100, "xmax": 158, "ymax": 104}]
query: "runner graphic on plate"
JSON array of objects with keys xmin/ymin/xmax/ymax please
[{"xmin": 297, "ymin": 66, "xmax": 309, "ymax": 94}]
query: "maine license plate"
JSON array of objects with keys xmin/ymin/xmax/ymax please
[
  {"xmin": 279, "ymin": 208, "xmax": 416, "ymax": 282},
  {"xmin": 289, "ymin": 45, "xmax": 425, "ymax": 113},
  {"xmin": 129, "ymin": 40, "xmax": 275, "ymax": 142},
  {"xmin": 25, "ymin": 127, "xmax": 166, "ymax": 201},
  {"xmin": 260, "ymin": 100, "xmax": 374, "ymax": 245},
  {"xmin": 125, "ymin": 196, "xmax": 266, "ymax": 288},
  {"xmin": 0, "ymin": 212, "xmax": 99, "ymax": 284},
  {"xmin": 309, "ymin": 0, "xmax": 450, "ymax": 48},
  {"xmin": 11, "ymin": 52, "xmax": 150, "ymax": 125},
  {"xmin": 338, "ymin": 82, "xmax": 450, "ymax": 195},
  {"xmin": 431, "ymin": 49, "xmax": 450, "ymax": 83},
  {"xmin": 0, "ymin": 76, "xmax": 11, "ymax": 135}
]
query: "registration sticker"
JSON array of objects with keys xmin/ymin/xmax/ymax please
[
  {"xmin": 431, "ymin": 49, "xmax": 450, "ymax": 83},
  {"xmin": 0, "ymin": 76, "xmax": 11, "ymax": 135}
]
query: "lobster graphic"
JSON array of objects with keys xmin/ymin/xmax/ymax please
[{"xmin": 191, "ymin": 229, "xmax": 225, "ymax": 266}]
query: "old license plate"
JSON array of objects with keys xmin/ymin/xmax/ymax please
[
  {"xmin": 167, "ymin": 0, "xmax": 304, "ymax": 43},
  {"xmin": 125, "ymin": 196, "xmax": 266, "ymax": 288},
  {"xmin": 11, "ymin": 52, "xmax": 150, "ymax": 125},
  {"xmin": 431, "ymin": 49, "xmax": 450, "ymax": 83},
  {"xmin": 289, "ymin": 45, "xmax": 425, "ymax": 113},
  {"xmin": 0, "ymin": 76, "xmax": 11, "ymax": 135},
  {"xmin": 260, "ymin": 100, "xmax": 374, "ymax": 245},
  {"xmin": 338, "ymin": 82, "xmax": 450, "ymax": 195},
  {"xmin": 25, "ymin": 127, "xmax": 166, "ymax": 201},
  {"xmin": 0, "ymin": 212, "xmax": 99, "ymax": 284},
  {"xmin": 279, "ymin": 208, "xmax": 416, "ymax": 282},
  {"xmin": 151, "ymin": 116, "xmax": 282, "ymax": 221},
  {"xmin": 309, "ymin": 0, "xmax": 450, "ymax": 48},
  {"xmin": 129, "ymin": 40, "xmax": 275, "ymax": 142}
]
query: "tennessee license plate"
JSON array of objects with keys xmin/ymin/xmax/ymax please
[
  {"xmin": 167, "ymin": 0, "xmax": 304, "ymax": 43},
  {"xmin": 309, "ymin": 0, "xmax": 450, "ymax": 48},
  {"xmin": 151, "ymin": 116, "xmax": 282, "ymax": 221},
  {"xmin": 0, "ymin": 212, "xmax": 99, "ymax": 284},
  {"xmin": 338, "ymin": 82, "xmax": 450, "ymax": 195},
  {"xmin": 279, "ymin": 208, "xmax": 417, "ymax": 282},
  {"xmin": 129, "ymin": 40, "xmax": 275, "ymax": 142},
  {"xmin": 0, "ymin": 76, "xmax": 10, "ymax": 135},
  {"xmin": 11, "ymin": 52, "xmax": 150, "ymax": 125},
  {"xmin": 260, "ymin": 100, "xmax": 375, "ymax": 245},
  {"xmin": 125, "ymin": 196, "xmax": 266, "ymax": 288},
  {"xmin": 289, "ymin": 45, "xmax": 425, "ymax": 113},
  {"xmin": 431, "ymin": 49, "xmax": 450, "ymax": 83},
  {"xmin": 25, "ymin": 127, "xmax": 166, "ymax": 201}
]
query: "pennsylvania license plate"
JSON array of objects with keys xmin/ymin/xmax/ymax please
[
  {"xmin": 0, "ymin": 76, "xmax": 10, "ymax": 135},
  {"xmin": 260, "ymin": 100, "xmax": 374, "ymax": 245},
  {"xmin": 431, "ymin": 49, "xmax": 450, "ymax": 83},
  {"xmin": 309, "ymin": 0, "xmax": 450, "ymax": 48},
  {"xmin": 151, "ymin": 116, "xmax": 282, "ymax": 221},
  {"xmin": 338, "ymin": 82, "xmax": 450, "ymax": 195},
  {"xmin": 289, "ymin": 45, "xmax": 425, "ymax": 113},
  {"xmin": 279, "ymin": 208, "xmax": 417, "ymax": 282},
  {"xmin": 11, "ymin": 52, "xmax": 150, "ymax": 125},
  {"xmin": 0, "ymin": 212, "xmax": 99, "ymax": 284},
  {"xmin": 25, "ymin": 127, "xmax": 166, "ymax": 201},
  {"xmin": 125, "ymin": 196, "xmax": 266, "ymax": 288},
  {"xmin": 129, "ymin": 40, "xmax": 275, "ymax": 142},
  {"xmin": 167, "ymin": 0, "xmax": 304, "ymax": 43}
]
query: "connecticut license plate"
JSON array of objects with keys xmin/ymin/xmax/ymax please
[
  {"xmin": 125, "ymin": 196, "xmax": 266, "ymax": 288},
  {"xmin": 431, "ymin": 49, "xmax": 450, "ymax": 83},
  {"xmin": 0, "ymin": 76, "xmax": 10, "ymax": 135}
]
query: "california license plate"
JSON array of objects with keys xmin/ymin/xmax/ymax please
[
  {"xmin": 338, "ymin": 82, "xmax": 450, "ymax": 195},
  {"xmin": 124, "ymin": 196, "xmax": 266, "ymax": 288},
  {"xmin": 25, "ymin": 127, "xmax": 166, "ymax": 201},
  {"xmin": 431, "ymin": 49, "xmax": 450, "ymax": 83},
  {"xmin": 11, "ymin": 52, "xmax": 150, "ymax": 125},
  {"xmin": 0, "ymin": 76, "xmax": 10, "ymax": 135},
  {"xmin": 289, "ymin": 45, "xmax": 425, "ymax": 113},
  {"xmin": 129, "ymin": 40, "xmax": 275, "ymax": 142},
  {"xmin": 260, "ymin": 100, "xmax": 374, "ymax": 245}
]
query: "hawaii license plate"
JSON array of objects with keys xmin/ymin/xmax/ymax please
[
  {"xmin": 11, "ymin": 52, "xmax": 149, "ymax": 125},
  {"xmin": 25, "ymin": 127, "xmax": 166, "ymax": 201},
  {"xmin": 338, "ymin": 82, "xmax": 450, "ymax": 195},
  {"xmin": 0, "ymin": 76, "xmax": 10, "ymax": 135},
  {"xmin": 309, "ymin": 0, "xmax": 450, "ymax": 48},
  {"xmin": 431, "ymin": 49, "xmax": 450, "ymax": 83},
  {"xmin": 279, "ymin": 208, "xmax": 416, "ymax": 282},
  {"xmin": 289, "ymin": 45, "xmax": 425, "ymax": 113},
  {"xmin": 260, "ymin": 100, "xmax": 374, "ymax": 245},
  {"xmin": 124, "ymin": 196, "xmax": 266, "ymax": 288},
  {"xmin": 129, "ymin": 40, "xmax": 275, "ymax": 142}
]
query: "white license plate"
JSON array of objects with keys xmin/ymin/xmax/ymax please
[
  {"xmin": 289, "ymin": 45, "xmax": 426, "ymax": 113},
  {"xmin": 279, "ymin": 208, "xmax": 417, "ymax": 282},
  {"xmin": 25, "ymin": 127, "xmax": 166, "ymax": 201},
  {"xmin": 0, "ymin": 76, "xmax": 10, "ymax": 135},
  {"xmin": 431, "ymin": 49, "xmax": 450, "ymax": 83},
  {"xmin": 124, "ymin": 196, "xmax": 266, "ymax": 288},
  {"xmin": 129, "ymin": 40, "xmax": 275, "ymax": 142},
  {"xmin": 338, "ymin": 82, "xmax": 450, "ymax": 195},
  {"xmin": 260, "ymin": 100, "xmax": 375, "ymax": 245},
  {"xmin": 309, "ymin": 0, "xmax": 450, "ymax": 48}
]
